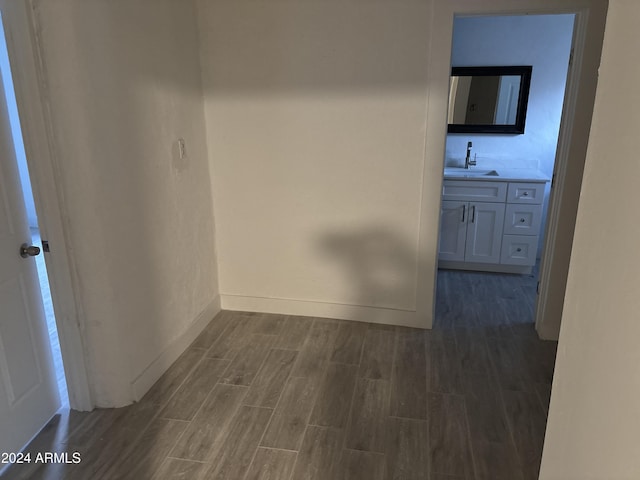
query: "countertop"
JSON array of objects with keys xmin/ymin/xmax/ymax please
[{"xmin": 443, "ymin": 167, "xmax": 550, "ymax": 183}]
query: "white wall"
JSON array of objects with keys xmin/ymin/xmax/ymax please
[
  {"xmin": 448, "ymin": 15, "xmax": 574, "ymax": 170},
  {"xmin": 198, "ymin": 0, "xmax": 434, "ymax": 326},
  {"xmin": 448, "ymin": 15, "xmax": 574, "ymax": 253},
  {"xmin": 0, "ymin": 18, "xmax": 37, "ymax": 227},
  {"xmin": 33, "ymin": 0, "xmax": 219, "ymax": 406},
  {"xmin": 24, "ymin": 0, "xmax": 607, "ymax": 409},
  {"xmin": 540, "ymin": 1, "xmax": 640, "ymax": 477}
]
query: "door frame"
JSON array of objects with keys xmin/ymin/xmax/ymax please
[
  {"xmin": 533, "ymin": 6, "xmax": 607, "ymax": 339},
  {"xmin": 2, "ymin": 1, "xmax": 92, "ymax": 410},
  {"xmin": 424, "ymin": 0, "xmax": 608, "ymax": 339}
]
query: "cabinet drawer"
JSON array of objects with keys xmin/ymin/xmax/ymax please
[
  {"xmin": 507, "ymin": 182, "xmax": 545, "ymax": 204},
  {"xmin": 503, "ymin": 204, "xmax": 543, "ymax": 235},
  {"xmin": 442, "ymin": 180, "xmax": 507, "ymax": 202},
  {"xmin": 500, "ymin": 235, "xmax": 538, "ymax": 266}
]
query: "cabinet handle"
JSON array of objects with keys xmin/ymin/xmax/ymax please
[
  {"xmin": 461, "ymin": 204, "xmax": 466, "ymax": 222},
  {"xmin": 471, "ymin": 205, "xmax": 476, "ymax": 223},
  {"xmin": 516, "ymin": 248, "xmax": 522, "ymax": 252},
  {"xmin": 520, "ymin": 218, "xmax": 525, "ymax": 223},
  {"xmin": 522, "ymin": 192, "xmax": 529, "ymax": 196}
]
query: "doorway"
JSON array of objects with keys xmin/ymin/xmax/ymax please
[
  {"xmin": 0, "ymin": 15, "xmax": 68, "ymax": 406},
  {"xmin": 431, "ymin": 14, "xmax": 578, "ymax": 477},
  {"xmin": 435, "ymin": 13, "xmax": 575, "ymax": 334}
]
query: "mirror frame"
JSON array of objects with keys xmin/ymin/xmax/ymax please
[{"xmin": 448, "ymin": 65, "xmax": 532, "ymax": 134}]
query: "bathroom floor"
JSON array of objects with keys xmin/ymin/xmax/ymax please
[
  {"xmin": 436, "ymin": 263, "xmax": 540, "ymax": 332},
  {"xmin": 4, "ymin": 272, "xmax": 555, "ymax": 480},
  {"xmin": 434, "ymin": 265, "xmax": 555, "ymax": 479}
]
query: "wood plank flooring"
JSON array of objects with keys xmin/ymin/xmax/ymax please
[{"xmin": 4, "ymin": 268, "xmax": 556, "ymax": 480}]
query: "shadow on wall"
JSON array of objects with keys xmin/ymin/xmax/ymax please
[
  {"xmin": 195, "ymin": 0, "xmax": 435, "ymax": 326},
  {"xmin": 319, "ymin": 225, "xmax": 421, "ymax": 323},
  {"xmin": 197, "ymin": 0, "xmax": 431, "ymax": 94}
]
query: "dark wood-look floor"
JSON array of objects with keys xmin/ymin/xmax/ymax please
[{"xmin": 4, "ymin": 268, "xmax": 556, "ymax": 480}]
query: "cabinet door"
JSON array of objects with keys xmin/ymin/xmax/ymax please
[
  {"xmin": 464, "ymin": 202, "xmax": 505, "ymax": 264},
  {"xmin": 439, "ymin": 200, "xmax": 467, "ymax": 262}
]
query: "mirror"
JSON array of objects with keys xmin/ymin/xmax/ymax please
[{"xmin": 448, "ymin": 66, "xmax": 532, "ymax": 134}]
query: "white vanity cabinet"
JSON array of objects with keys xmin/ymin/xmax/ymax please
[
  {"xmin": 439, "ymin": 180, "xmax": 507, "ymax": 265},
  {"xmin": 439, "ymin": 174, "xmax": 548, "ymax": 274}
]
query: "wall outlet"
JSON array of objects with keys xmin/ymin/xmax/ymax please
[
  {"xmin": 172, "ymin": 138, "xmax": 189, "ymax": 172},
  {"xmin": 178, "ymin": 138, "xmax": 187, "ymax": 160}
]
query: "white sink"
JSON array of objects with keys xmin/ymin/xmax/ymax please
[{"xmin": 444, "ymin": 168, "xmax": 499, "ymax": 177}]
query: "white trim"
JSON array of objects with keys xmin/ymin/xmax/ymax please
[
  {"xmin": 414, "ymin": 0, "xmax": 444, "ymax": 330},
  {"xmin": 130, "ymin": 296, "xmax": 221, "ymax": 401},
  {"xmin": 534, "ymin": 6, "xmax": 607, "ymax": 340},
  {"xmin": 1, "ymin": 1, "xmax": 93, "ymax": 410},
  {"xmin": 438, "ymin": 261, "xmax": 533, "ymax": 275},
  {"xmin": 221, "ymin": 294, "xmax": 426, "ymax": 329},
  {"xmin": 535, "ymin": 15, "xmax": 588, "ymax": 340}
]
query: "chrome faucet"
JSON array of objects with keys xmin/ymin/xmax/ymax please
[{"xmin": 464, "ymin": 141, "xmax": 476, "ymax": 169}]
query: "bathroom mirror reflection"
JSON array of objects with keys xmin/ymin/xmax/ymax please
[{"xmin": 448, "ymin": 66, "xmax": 532, "ymax": 134}]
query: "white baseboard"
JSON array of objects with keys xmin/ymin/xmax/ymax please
[
  {"xmin": 220, "ymin": 294, "xmax": 430, "ymax": 329},
  {"xmin": 536, "ymin": 320, "xmax": 560, "ymax": 341},
  {"xmin": 438, "ymin": 261, "xmax": 533, "ymax": 275},
  {"xmin": 130, "ymin": 295, "xmax": 221, "ymax": 401}
]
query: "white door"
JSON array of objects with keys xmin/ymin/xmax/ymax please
[
  {"xmin": 438, "ymin": 200, "xmax": 468, "ymax": 262},
  {"xmin": 0, "ymin": 64, "xmax": 59, "ymax": 455},
  {"xmin": 464, "ymin": 202, "xmax": 505, "ymax": 264}
]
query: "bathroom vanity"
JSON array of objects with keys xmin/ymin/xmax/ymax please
[{"xmin": 438, "ymin": 168, "xmax": 550, "ymax": 274}]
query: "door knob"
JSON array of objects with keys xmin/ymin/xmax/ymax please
[{"xmin": 20, "ymin": 243, "xmax": 41, "ymax": 258}]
